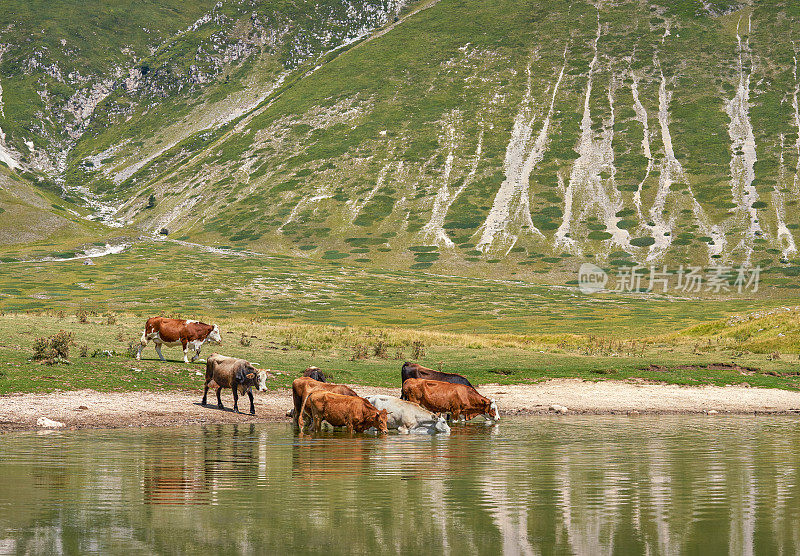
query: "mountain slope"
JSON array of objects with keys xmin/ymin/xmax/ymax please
[{"xmin": 5, "ymin": 0, "xmax": 800, "ymax": 282}]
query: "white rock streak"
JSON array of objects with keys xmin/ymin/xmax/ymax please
[
  {"xmin": 631, "ymin": 75, "xmax": 652, "ymax": 222},
  {"xmin": 646, "ymin": 72, "xmax": 679, "ymax": 259},
  {"xmin": 0, "ymin": 127, "xmax": 19, "ymax": 170},
  {"xmin": 478, "ymin": 46, "xmax": 567, "ymax": 253},
  {"xmin": 775, "ymin": 135, "xmax": 797, "ymax": 258},
  {"xmin": 348, "ymin": 160, "xmax": 395, "ymax": 222},
  {"xmin": 793, "ymin": 50, "xmax": 800, "ymax": 197},
  {"xmin": 561, "ymin": 19, "xmax": 630, "ymax": 252},
  {"xmin": 554, "ymin": 171, "xmax": 575, "ymax": 249},
  {"xmin": 726, "ymin": 14, "xmax": 761, "ymax": 266},
  {"xmin": 422, "ymin": 117, "xmax": 483, "ymax": 246},
  {"xmin": 650, "ymin": 71, "xmax": 724, "ymax": 261}
]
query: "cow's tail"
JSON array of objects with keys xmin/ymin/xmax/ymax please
[{"xmin": 298, "ymin": 393, "xmax": 311, "ymax": 429}]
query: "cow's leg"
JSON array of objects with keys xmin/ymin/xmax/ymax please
[
  {"xmin": 233, "ymin": 387, "xmax": 240, "ymax": 413},
  {"xmin": 154, "ymin": 343, "xmax": 165, "ymax": 361},
  {"xmin": 202, "ymin": 381, "xmax": 209, "ymax": 405},
  {"xmin": 190, "ymin": 342, "xmax": 201, "ymax": 362},
  {"xmin": 398, "ymin": 425, "xmax": 409, "ymax": 435},
  {"xmin": 216, "ymin": 387, "xmax": 224, "ymax": 409},
  {"xmin": 247, "ymin": 390, "xmax": 255, "ymax": 415},
  {"xmin": 182, "ymin": 340, "xmax": 190, "ymax": 363},
  {"xmin": 136, "ymin": 329, "xmax": 147, "ymax": 360}
]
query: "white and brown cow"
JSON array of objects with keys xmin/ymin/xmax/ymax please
[{"xmin": 136, "ymin": 317, "xmax": 221, "ymax": 363}]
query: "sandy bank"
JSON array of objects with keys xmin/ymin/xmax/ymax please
[{"xmin": 2, "ymin": 380, "xmax": 799, "ymax": 432}]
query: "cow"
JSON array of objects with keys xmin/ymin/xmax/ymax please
[
  {"xmin": 302, "ymin": 366, "xmax": 327, "ymax": 382},
  {"xmin": 401, "ymin": 378, "xmax": 499, "ymax": 423},
  {"xmin": 136, "ymin": 316, "xmax": 221, "ymax": 363},
  {"xmin": 202, "ymin": 353, "xmax": 268, "ymax": 414},
  {"xmin": 365, "ymin": 395, "xmax": 450, "ymax": 435},
  {"xmin": 291, "ymin": 376, "xmax": 358, "ymax": 425},
  {"xmin": 299, "ymin": 391, "xmax": 388, "ymax": 434},
  {"xmin": 400, "ymin": 362, "xmax": 474, "ymax": 399}
]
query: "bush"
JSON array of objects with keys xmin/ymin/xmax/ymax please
[
  {"xmin": 240, "ymin": 334, "xmax": 251, "ymax": 347},
  {"xmin": 373, "ymin": 340, "xmax": 388, "ymax": 359},
  {"xmin": 76, "ymin": 310, "xmax": 89, "ymax": 324},
  {"xmin": 411, "ymin": 340, "xmax": 426, "ymax": 359},
  {"xmin": 32, "ymin": 331, "xmax": 74, "ymax": 363},
  {"xmin": 106, "ymin": 314, "xmax": 117, "ymax": 325},
  {"xmin": 79, "ymin": 344, "xmax": 88, "ymax": 357},
  {"xmin": 350, "ymin": 344, "xmax": 369, "ymax": 361}
]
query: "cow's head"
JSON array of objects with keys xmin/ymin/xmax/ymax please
[
  {"xmin": 255, "ymin": 369, "xmax": 268, "ymax": 393},
  {"xmin": 375, "ymin": 409, "xmax": 388, "ymax": 434},
  {"xmin": 484, "ymin": 398, "xmax": 500, "ymax": 421},
  {"xmin": 208, "ymin": 324, "xmax": 222, "ymax": 344},
  {"xmin": 433, "ymin": 413, "xmax": 450, "ymax": 434},
  {"xmin": 235, "ymin": 363, "xmax": 257, "ymax": 386}
]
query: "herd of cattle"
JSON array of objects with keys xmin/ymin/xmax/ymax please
[{"xmin": 136, "ymin": 317, "xmax": 499, "ymax": 434}]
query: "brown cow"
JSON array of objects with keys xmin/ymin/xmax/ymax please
[
  {"xmin": 202, "ymin": 353, "xmax": 268, "ymax": 414},
  {"xmin": 299, "ymin": 391, "xmax": 388, "ymax": 434},
  {"xmin": 400, "ymin": 362, "xmax": 473, "ymax": 399},
  {"xmin": 291, "ymin": 377, "xmax": 358, "ymax": 425},
  {"xmin": 136, "ymin": 317, "xmax": 221, "ymax": 363},
  {"xmin": 401, "ymin": 378, "xmax": 499, "ymax": 422}
]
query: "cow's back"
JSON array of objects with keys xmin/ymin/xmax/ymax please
[{"xmin": 146, "ymin": 317, "xmax": 186, "ymax": 342}]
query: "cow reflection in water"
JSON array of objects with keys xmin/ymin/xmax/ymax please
[{"xmin": 291, "ymin": 434, "xmax": 374, "ymax": 480}]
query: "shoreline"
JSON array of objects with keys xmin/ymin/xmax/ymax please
[{"xmin": 2, "ymin": 379, "xmax": 800, "ymax": 433}]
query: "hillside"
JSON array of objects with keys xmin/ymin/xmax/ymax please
[{"xmin": 3, "ymin": 0, "xmax": 800, "ymax": 284}]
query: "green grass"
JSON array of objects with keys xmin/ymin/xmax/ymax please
[{"xmin": 2, "ymin": 307, "xmax": 799, "ymax": 396}]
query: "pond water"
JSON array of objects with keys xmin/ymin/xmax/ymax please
[{"xmin": 1, "ymin": 416, "xmax": 799, "ymax": 554}]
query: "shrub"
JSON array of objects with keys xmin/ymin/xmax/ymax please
[
  {"xmin": 107, "ymin": 314, "xmax": 117, "ymax": 325},
  {"xmin": 373, "ymin": 340, "xmax": 388, "ymax": 359},
  {"xmin": 394, "ymin": 348, "xmax": 405, "ymax": 360},
  {"xmin": 76, "ymin": 310, "xmax": 89, "ymax": 324},
  {"xmin": 411, "ymin": 340, "xmax": 426, "ymax": 359},
  {"xmin": 79, "ymin": 344, "xmax": 88, "ymax": 357},
  {"xmin": 350, "ymin": 344, "xmax": 369, "ymax": 361},
  {"xmin": 32, "ymin": 331, "xmax": 74, "ymax": 363},
  {"xmin": 240, "ymin": 334, "xmax": 252, "ymax": 347}
]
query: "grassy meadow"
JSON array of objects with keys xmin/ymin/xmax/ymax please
[{"xmin": 1, "ymin": 242, "xmax": 799, "ymax": 395}]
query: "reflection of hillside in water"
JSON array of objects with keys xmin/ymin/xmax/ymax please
[{"xmin": 0, "ymin": 418, "xmax": 798, "ymax": 554}]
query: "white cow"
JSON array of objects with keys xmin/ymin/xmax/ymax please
[{"xmin": 365, "ymin": 395, "xmax": 450, "ymax": 435}]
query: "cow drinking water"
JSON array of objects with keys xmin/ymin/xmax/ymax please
[
  {"xmin": 299, "ymin": 391, "xmax": 388, "ymax": 434},
  {"xmin": 400, "ymin": 362, "xmax": 474, "ymax": 399},
  {"xmin": 136, "ymin": 317, "xmax": 221, "ymax": 363},
  {"xmin": 401, "ymin": 378, "xmax": 499, "ymax": 423},
  {"xmin": 365, "ymin": 395, "xmax": 450, "ymax": 434}
]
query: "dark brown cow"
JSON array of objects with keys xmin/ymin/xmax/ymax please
[
  {"xmin": 202, "ymin": 353, "xmax": 268, "ymax": 414},
  {"xmin": 302, "ymin": 366, "xmax": 327, "ymax": 382},
  {"xmin": 401, "ymin": 378, "xmax": 499, "ymax": 422},
  {"xmin": 291, "ymin": 377, "xmax": 358, "ymax": 425},
  {"xmin": 400, "ymin": 362, "xmax": 473, "ymax": 399},
  {"xmin": 136, "ymin": 316, "xmax": 221, "ymax": 363},
  {"xmin": 299, "ymin": 391, "xmax": 388, "ymax": 434}
]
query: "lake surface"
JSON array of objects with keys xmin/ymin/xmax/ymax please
[{"xmin": 1, "ymin": 416, "xmax": 799, "ymax": 554}]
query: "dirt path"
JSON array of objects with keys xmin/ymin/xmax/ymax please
[{"xmin": 2, "ymin": 380, "xmax": 800, "ymax": 432}]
